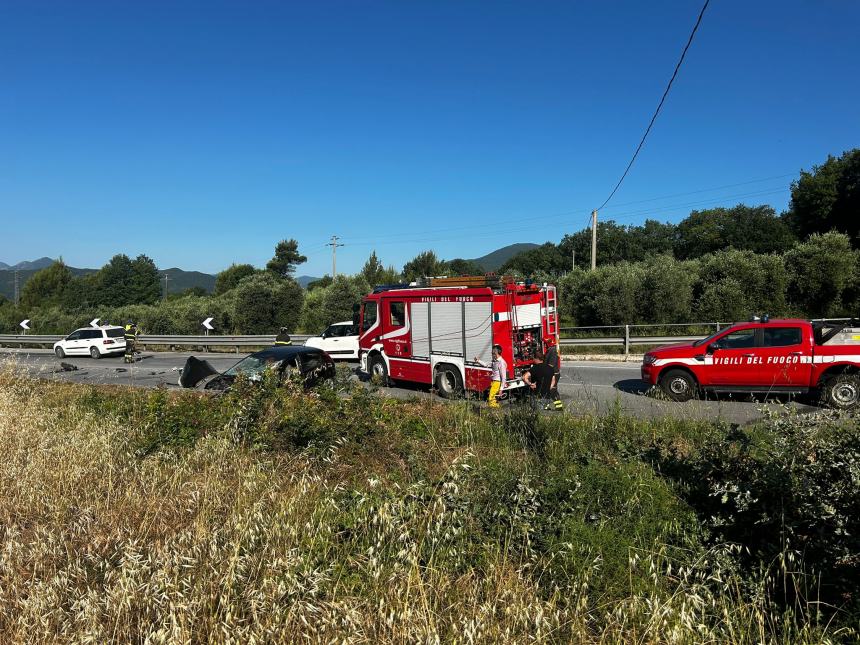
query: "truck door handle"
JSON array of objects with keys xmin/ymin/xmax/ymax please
[
  {"xmin": 741, "ymin": 353, "xmax": 754, "ymax": 358},
  {"xmin": 789, "ymin": 351, "xmax": 802, "ymax": 356}
]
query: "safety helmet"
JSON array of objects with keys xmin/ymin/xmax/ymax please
[{"xmin": 280, "ymin": 327, "xmax": 288, "ymax": 333}]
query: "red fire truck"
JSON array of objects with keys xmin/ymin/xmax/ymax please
[{"xmin": 357, "ymin": 276, "xmax": 559, "ymax": 397}]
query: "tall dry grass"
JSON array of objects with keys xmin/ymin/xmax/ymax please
[{"xmin": 0, "ymin": 367, "xmax": 852, "ymax": 643}]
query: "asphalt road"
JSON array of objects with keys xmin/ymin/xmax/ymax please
[{"xmin": 1, "ymin": 348, "xmax": 822, "ymax": 424}]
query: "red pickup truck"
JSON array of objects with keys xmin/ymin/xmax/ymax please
[{"xmin": 641, "ymin": 319, "xmax": 860, "ymax": 409}]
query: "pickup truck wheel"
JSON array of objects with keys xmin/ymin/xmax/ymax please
[
  {"xmin": 368, "ymin": 355, "xmax": 389, "ymax": 386},
  {"xmin": 434, "ymin": 364, "xmax": 464, "ymax": 399},
  {"xmin": 822, "ymin": 374, "xmax": 859, "ymax": 410},
  {"xmin": 660, "ymin": 369, "xmax": 697, "ymax": 402}
]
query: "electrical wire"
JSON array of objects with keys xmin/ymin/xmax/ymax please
[
  {"xmin": 341, "ymin": 171, "xmax": 789, "ymax": 248},
  {"xmin": 595, "ymin": 0, "xmax": 711, "ymax": 211},
  {"xmin": 335, "ymin": 184, "xmax": 789, "ymax": 250}
]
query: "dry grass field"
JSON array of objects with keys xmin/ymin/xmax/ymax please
[{"xmin": 0, "ymin": 363, "xmax": 856, "ymax": 643}]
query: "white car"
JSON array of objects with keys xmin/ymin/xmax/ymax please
[
  {"xmin": 53, "ymin": 325, "xmax": 127, "ymax": 359},
  {"xmin": 303, "ymin": 321, "xmax": 359, "ymax": 360}
]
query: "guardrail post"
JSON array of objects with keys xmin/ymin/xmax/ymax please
[{"xmin": 624, "ymin": 325, "xmax": 630, "ymax": 359}]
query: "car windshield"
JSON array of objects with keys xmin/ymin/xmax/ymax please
[
  {"xmin": 692, "ymin": 326, "xmax": 736, "ymax": 347},
  {"xmin": 326, "ymin": 324, "xmax": 355, "ymax": 337},
  {"xmin": 224, "ymin": 355, "xmax": 284, "ymax": 377}
]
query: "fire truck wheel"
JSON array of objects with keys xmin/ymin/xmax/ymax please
[
  {"xmin": 822, "ymin": 374, "xmax": 859, "ymax": 410},
  {"xmin": 659, "ymin": 369, "xmax": 697, "ymax": 402},
  {"xmin": 434, "ymin": 364, "xmax": 464, "ymax": 399},
  {"xmin": 368, "ymin": 355, "xmax": 389, "ymax": 386}
]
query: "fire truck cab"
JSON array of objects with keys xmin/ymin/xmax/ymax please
[{"xmin": 357, "ymin": 276, "xmax": 559, "ymax": 398}]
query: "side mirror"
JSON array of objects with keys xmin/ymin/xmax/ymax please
[
  {"xmin": 707, "ymin": 342, "xmax": 720, "ymax": 354},
  {"xmin": 352, "ymin": 304, "xmax": 360, "ymax": 326}
]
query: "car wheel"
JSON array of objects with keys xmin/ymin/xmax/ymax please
[
  {"xmin": 822, "ymin": 374, "xmax": 859, "ymax": 410},
  {"xmin": 660, "ymin": 369, "xmax": 696, "ymax": 402},
  {"xmin": 434, "ymin": 364, "xmax": 464, "ymax": 399},
  {"xmin": 90, "ymin": 345, "xmax": 101, "ymax": 359},
  {"xmin": 55, "ymin": 346, "xmax": 65, "ymax": 359},
  {"xmin": 368, "ymin": 355, "xmax": 389, "ymax": 385}
]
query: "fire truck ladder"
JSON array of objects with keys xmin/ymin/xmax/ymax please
[{"xmin": 544, "ymin": 286, "xmax": 558, "ymax": 338}]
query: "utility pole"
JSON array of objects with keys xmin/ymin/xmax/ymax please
[
  {"xmin": 326, "ymin": 235, "xmax": 345, "ymax": 278},
  {"xmin": 571, "ymin": 249, "xmax": 575, "ymax": 271},
  {"xmin": 590, "ymin": 209, "xmax": 598, "ymax": 271},
  {"xmin": 13, "ymin": 270, "xmax": 19, "ymax": 306},
  {"xmin": 162, "ymin": 273, "xmax": 171, "ymax": 299}
]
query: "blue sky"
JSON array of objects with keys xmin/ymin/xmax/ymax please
[{"xmin": 1, "ymin": 0, "xmax": 858, "ymax": 276}]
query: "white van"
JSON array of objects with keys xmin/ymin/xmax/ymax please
[{"xmin": 303, "ymin": 321, "xmax": 359, "ymax": 360}]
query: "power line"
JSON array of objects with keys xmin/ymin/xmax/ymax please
[
  {"xmin": 608, "ymin": 186, "xmax": 790, "ymax": 221},
  {"xmin": 341, "ymin": 170, "xmax": 789, "ymax": 249},
  {"xmin": 595, "ymin": 0, "xmax": 711, "ymax": 211},
  {"xmin": 599, "ymin": 173, "xmax": 794, "ymax": 211},
  {"xmin": 335, "ymin": 184, "xmax": 789, "ymax": 250}
]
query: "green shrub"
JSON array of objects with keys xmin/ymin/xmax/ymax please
[{"xmin": 650, "ymin": 412, "xmax": 860, "ymax": 608}]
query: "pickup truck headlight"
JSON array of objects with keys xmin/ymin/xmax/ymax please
[{"xmin": 643, "ymin": 354, "xmax": 657, "ymax": 366}]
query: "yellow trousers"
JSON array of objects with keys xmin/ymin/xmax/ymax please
[{"xmin": 488, "ymin": 381, "xmax": 502, "ymax": 408}]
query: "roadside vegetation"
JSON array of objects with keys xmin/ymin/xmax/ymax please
[
  {"xmin": 1, "ymin": 363, "xmax": 857, "ymax": 642},
  {"xmin": 1, "ymin": 149, "xmax": 858, "ymax": 336}
]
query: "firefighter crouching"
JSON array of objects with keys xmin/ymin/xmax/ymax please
[
  {"xmin": 275, "ymin": 327, "xmax": 293, "ymax": 346},
  {"xmin": 123, "ymin": 320, "xmax": 139, "ymax": 363},
  {"xmin": 523, "ymin": 352, "xmax": 563, "ymax": 411}
]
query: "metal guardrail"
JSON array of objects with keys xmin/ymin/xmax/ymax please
[
  {"xmin": 0, "ymin": 330, "xmax": 699, "ymax": 357},
  {"xmin": 559, "ymin": 335, "xmax": 703, "ymax": 353},
  {"xmin": 1, "ymin": 321, "xmax": 727, "ymax": 356},
  {"xmin": 0, "ymin": 334, "xmax": 312, "ymax": 353},
  {"xmin": 558, "ymin": 322, "xmax": 723, "ymax": 355}
]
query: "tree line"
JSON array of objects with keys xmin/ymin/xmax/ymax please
[{"xmin": 1, "ymin": 149, "xmax": 857, "ymax": 334}]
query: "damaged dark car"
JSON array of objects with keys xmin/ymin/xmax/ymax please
[{"xmin": 179, "ymin": 346, "xmax": 336, "ymax": 391}]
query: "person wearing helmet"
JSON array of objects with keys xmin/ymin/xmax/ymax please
[
  {"xmin": 123, "ymin": 320, "xmax": 139, "ymax": 363},
  {"xmin": 275, "ymin": 327, "xmax": 292, "ymax": 346},
  {"xmin": 474, "ymin": 343, "xmax": 507, "ymax": 408}
]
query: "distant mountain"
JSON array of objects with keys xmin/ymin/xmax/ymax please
[
  {"xmin": 0, "ymin": 260, "xmax": 217, "ymax": 301},
  {"xmin": 468, "ymin": 243, "xmax": 540, "ymax": 272},
  {"xmin": 297, "ymin": 275, "xmax": 322, "ymax": 289},
  {"xmin": 0, "ymin": 266, "xmax": 97, "ymax": 301},
  {"xmin": 0, "ymin": 257, "xmax": 56, "ymax": 271},
  {"xmin": 162, "ymin": 268, "xmax": 216, "ymax": 294}
]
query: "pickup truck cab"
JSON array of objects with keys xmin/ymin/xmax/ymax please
[{"xmin": 641, "ymin": 319, "xmax": 860, "ymax": 409}]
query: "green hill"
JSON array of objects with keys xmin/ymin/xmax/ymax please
[
  {"xmin": 0, "ymin": 263, "xmax": 217, "ymax": 301},
  {"xmin": 468, "ymin": 243, "xmax": 540, "ymax": 272}
]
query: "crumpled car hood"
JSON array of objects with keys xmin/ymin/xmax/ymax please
[{"xmin": 178, "ymin": 356, "xmax": 219, "ymax": 388}]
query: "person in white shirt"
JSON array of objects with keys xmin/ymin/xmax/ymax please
[{"xmin": 475, "ymin": 343, "xmax": 507, "ymax": 408}]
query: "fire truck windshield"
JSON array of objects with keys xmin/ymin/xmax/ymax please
[{"xmin": 361, "ymin": 301, "xmax": 378, "ymax": 332}]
